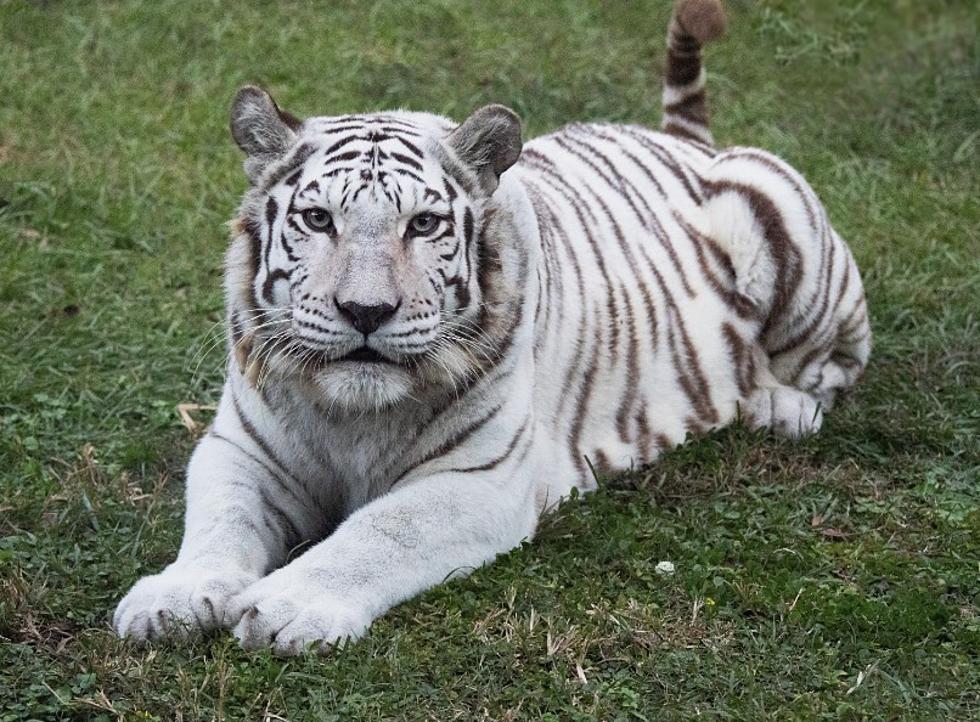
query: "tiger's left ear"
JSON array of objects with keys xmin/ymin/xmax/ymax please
[
  {"xmin": 447, "ymin": 104, "xmax": 522, "ymax": 194},
  {"xmin": 230, "ymin": 85, "xmax": 303, "ymax": 183}
]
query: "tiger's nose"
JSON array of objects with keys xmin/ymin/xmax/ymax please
[{"xmin": 334, "ymin": 299, "xmax": 399, "ymax": 335}]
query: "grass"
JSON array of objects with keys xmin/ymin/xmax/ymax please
[{"xmin": 1, "ymin": 0, "xmax": 977, "ymax": 719}]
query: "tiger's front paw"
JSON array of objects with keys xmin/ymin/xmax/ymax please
[
  {"xmin": 113, "ymin": 565, "xmax": 257, "ymax": 641},
  {"xmin": 226, "ymin": 572, "xmax": 371, "ymax": 656}
]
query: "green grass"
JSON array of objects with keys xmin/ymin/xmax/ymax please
[{"xmin": 1, "ymin": 0, "xmax": 978, "ymax": 719}]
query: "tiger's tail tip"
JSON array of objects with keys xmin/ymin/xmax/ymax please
[
  {"xmin": 661, "ymin": 0, "xmax": 726, "ymax": 146},
  {"xmin": 675, "ymin": 0, "xmax": 726, "ymax": 45}
]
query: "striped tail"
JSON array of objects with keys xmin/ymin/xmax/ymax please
[{"xmin": 661, "ymin": 0, "xmax": 726, "ymax": 146}]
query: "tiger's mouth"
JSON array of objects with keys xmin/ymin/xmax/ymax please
[
  {"xmin": 338, "ymin": 346, "xmax": 391, "ymax": 364},
  {"xmin": 279, "ymin": 338, "xmax": 418, "ymax": 374}
]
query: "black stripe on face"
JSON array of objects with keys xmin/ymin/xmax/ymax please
[
  {"xmin": 430, "ymin": 227, "xmax": 456, "ymax": 243},
  {"xmin": 395, "ymin": 136, "xmax": 424, "ymax": 157},
  {"xmin": 323, "ymin": 166, "xmax": 356, "ymax": 179},
  {"xmin": 263, "ymin": 197, "xmax": 279, "ymax": 271},
  {"xmin": 442, "ymin": 273, "xmax": 470, "ymax": 310},
  {"xmin": 318, "ymin": 124, "xmax": 367, "ymax": 135},
  {"xmin": 323, "ymin": 134, "xmax": 365, "ymax": 155},
  {"xmin": 323, "ymin": 149, "xmax": 362, "ymax": 167},
  {"xmin": 262, "ymin": 267, "xmax": 292, "ymax": 304},
  {"xmin": 390, "ymin": 151, "xmax": 424, "ymax": 172},
  {"xmin": 443, "ymin": 177, "xmax": 458, "ymax": 202},
  {"xmin": 393, "ymin": 167, "xmax": 425, "ymax": 184},
  {"xmin": 262, "ymin": 142, "xmax": 316, "ymax": 191},
  {"xmin": 242, "ymin": 217, "xmax": 263, "ymax": 302},
  {"xmin": 461, "ymin": 206, "xmax": 476, "ymax": 303},
  {"xmin": 376, "ymin": 118, "xmax": 420, "ymax": 131},
  {"xmin": 432, "ymin": 144, "xmax": 477, "ymax": 196},
  {"xmin": 317, "ymin": 115, "xmax": 365, "ymax": 126},
  {"xmin": 463, "ymin": 206, "xmax": 474, "ymax": 249},
  {"xmin": 347, "ymin": 182, "xmax": 371, "ymax": 207},
  {"xmin": 229, "ymin": 309, "xmax": 245, "ymax": 346},
  {"xmin": 380, "ymin": 126, "xmax": 421, "ymax": 137}
]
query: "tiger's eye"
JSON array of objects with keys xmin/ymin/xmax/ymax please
[
  {"xmin": 302, "ymin": 208, "xmax": 334, "ymax": 233},
  {"xmin": 408, "ymin": 213, "xmax": 439, "ymax": 236}
]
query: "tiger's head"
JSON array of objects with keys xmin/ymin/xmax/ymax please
[{"xmin": 224, "ymin": 86, "xmax": 530, "ymax": 411}]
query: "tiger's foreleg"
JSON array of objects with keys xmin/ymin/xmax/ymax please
[
  {"xmin": 224, "ymin": 467, "xmax": 539, "ymax": 655},
  {"xmin": 113, "ymin": 419, "xmax": 315, "ymax": 640}
]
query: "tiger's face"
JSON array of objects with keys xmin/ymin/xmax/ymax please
[{"xmin": 226, "ymin": 87, "xmax": 523, "ymax": 410}]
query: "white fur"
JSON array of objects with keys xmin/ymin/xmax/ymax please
[{"xmin": 114, "ymin": 116, "xmax": 868, "ymax": 654}]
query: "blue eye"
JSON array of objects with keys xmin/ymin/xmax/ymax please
[
  {"xmin": 301, "ymin": 208, "xmax": 334, "ymax": 233},
  {"xmin": 408, "ymin": 213, "xmax": 440, "ymax": 237}
]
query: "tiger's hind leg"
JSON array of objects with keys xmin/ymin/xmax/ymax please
[
  {"xmin": 744, "ymin": 381, "xmax": 823, "ymax": 438},
  {"xmin": 702, "ymin": 148, "xmax": 871, "ymax": 436},
  {"xmin": 794, "ymin": 283, "xmax": 871, "ymax": 411}
]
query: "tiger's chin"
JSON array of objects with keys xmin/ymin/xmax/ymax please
[{"xmin": 311, "ymin": 362, "xmax": 415, "ymax": 412}]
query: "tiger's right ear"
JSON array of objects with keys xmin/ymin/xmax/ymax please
[
  {"xmin": 447, "ymin": 104, "xmax": 522, "ymax": 194},
  {"xmin": 230, "ymin": 85, "xmax": 302, "ymax": 183}
]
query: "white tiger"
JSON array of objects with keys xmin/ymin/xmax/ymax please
[{"xmin": 114, "ymin": 0, "xmax": 870, "ymax": 654}]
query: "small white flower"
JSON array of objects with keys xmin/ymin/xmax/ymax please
[{"xmin": 655, "ymin": 561, "xmax": 675, "ymax": 576}]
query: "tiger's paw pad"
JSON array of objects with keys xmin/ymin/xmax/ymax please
[
  {"xmin": 113, "ymin": 566, "xmax": 257, "ymax": 641},
  {"xmin": 746, "ymin": 386, "xmax": 823, "ymax": 438},
  {"xmin": 229, "ymin": 581, "xmax": 370, "ymax": 656}
]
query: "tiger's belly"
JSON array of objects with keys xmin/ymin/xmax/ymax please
[{"xmin": 515, "ymin": 123, "xmax": 757, "ymax": 488}]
